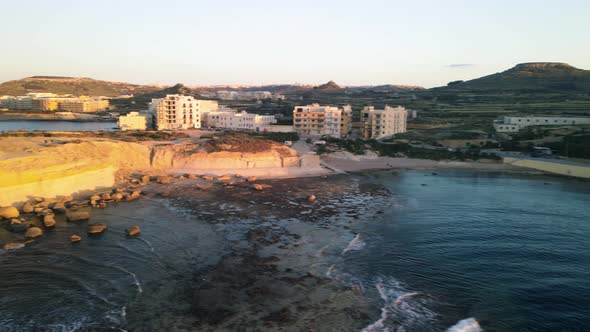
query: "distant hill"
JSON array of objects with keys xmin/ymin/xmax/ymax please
[
  {"xmin": 434, "ymin": 62, "xmax": 590, "ymax": 93},
  {"xmin": 0, "ymin": 76, "xmax": 162, "ymax": 97},
  {"xmin": 315, "ymin": 80, "xmax": 341, "ymax": 90},
  {"xmin": 114, "ymin": 83, "xmax": 204, "ymax": 107}
]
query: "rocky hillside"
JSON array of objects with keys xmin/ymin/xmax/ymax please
[
  {"xmin": 0, "ymin": 76, "xmax": 162, "ymax": 97},
  {"xmin": 436, "ymin": 62, "xmax": 590, "ymax": 92}
]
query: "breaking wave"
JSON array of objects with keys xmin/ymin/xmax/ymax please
[
  {"xmin": 446, "ymin": 318, "xmax": 483, "ymax": 332},
  {"xmin": 342, "ymin": 234, "xmax": 366, "ymax": 254}
]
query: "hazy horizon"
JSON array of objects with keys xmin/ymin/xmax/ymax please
[{"xmin": 1, "ymin": 0, "xmax": 589, "ymax": 88}]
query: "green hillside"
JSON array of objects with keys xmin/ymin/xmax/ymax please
[
  {"xmin": 436, "ymin": 63, "xmax": 590, "ymax": 93},
  {"xmin": 0, "ymin": 76, "xmax": 161, "ymax": 97}
]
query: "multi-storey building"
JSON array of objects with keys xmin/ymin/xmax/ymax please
[
  {"xmin": 58, "ymin": 97, "xmax": 109, "ymax": 112},
  {"xmin": 360, "ymin": 105, "xmax": 408, "ymax": 139},
  {"xmin": 149, "ymin": 94, "xmax": 218, "ymax": 130},
  {"xmin": 493, "ymin": 116, "xmax": 590, "ymax": 133},
  {"xmin": 204, "ymin": 108, "xmax": 276, "ymax": 131},
  {"xmin": 292, "ymin": 104, "xmax": 352, "ymax": 138}
]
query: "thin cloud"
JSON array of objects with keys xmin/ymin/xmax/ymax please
[{"xmin": 446, "ymin": 64, "xmax": 477, "ymax": 68}]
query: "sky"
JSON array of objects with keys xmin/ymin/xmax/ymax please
[{"xmin": 1, "ymin": 0, "xmax": 589, "ymax": 88}]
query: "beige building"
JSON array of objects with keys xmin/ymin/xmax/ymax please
[
  {"xmin": 58, "ymin": 97, "xmax": 109, "ymax": 112},
  {"xmin": 360, "ymin": 105, "xmax": 408, "ymax": 139},
  {"xmin": 292, "ymin": 104, "xmax": 352, "ymax": 138},
  {"xmin": 204, "ymin": 108, "xmax": 276, "ymax": 131},
  {"xmin": 118, "ymin": 112, "xmax": 149, "ymax": 131},
  {"xmin": 149, "ymin": 94, "xmax": 218, "ymax": 130}
]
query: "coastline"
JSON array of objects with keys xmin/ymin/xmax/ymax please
[{"xmin": 0, "ymin": 112, "xmax": 116, "ymax": 122}]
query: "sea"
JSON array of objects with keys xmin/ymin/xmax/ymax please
[
  {"xmin": 0, "ymin": 120, "xmax": 117, "ymax": 132},
  {"xmin": 0, "ymin": 171, "xmax": 588, "ymax": 331}
]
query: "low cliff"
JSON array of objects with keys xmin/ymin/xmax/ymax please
[{"xmin": 0, "ymin": 134, "xmax": 321, "ymax": 205}]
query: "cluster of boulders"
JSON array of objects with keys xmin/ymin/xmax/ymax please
[{"xmin": 1, "ymin": 180, "xmax": 147, "ymax": 250}]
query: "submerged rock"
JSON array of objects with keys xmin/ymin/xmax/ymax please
[
  {"xmin": 69, "ymin": 235, "xmax": 82, "ymax": 243},
  {"xmin": 25, "ymin": 227, "xmax": 43, "ymax": 238},
  {"xmin": 247, "ymin": 176, "xmax": 257, "ymax": 182},
  {"xmin": 0, "ymin": 206, "xmax": 20, "ymax": 219},
  {"xmin": 66, "ymin": 211, "xmax": 90, "ymax": 222},
  {"xmin": 307, "ymin": 195, "xmax": 317, "ymax": 203},
  {"xmin": 126, "ymin": 225, "xmax": 141, "ymax": 236},
  {"xmin": 252, "ymin": 184, "xmax": 264, "ymax": 191},
  {"xmin": 87, "ymin": 223, "xmax": 108, "ymax": 235},
  {"xmin": 141, "ymin": 175, "xmax": 150, "ymax": 184},
  {"xmin": 3, "ymin": 242, "xmax": 27, "ymax": 250}
]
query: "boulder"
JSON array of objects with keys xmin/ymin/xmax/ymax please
[
  {"xmin": 22, "ymin": 202, "xmax": 34, "ymax": 214},
  {"xmin": 90, "ymin": 195, "xmax": 101, "ymax": 201},
  {"xmin": 126, "ymin": 226, "xmax": 141, "ymax": 236},
  {"xmin": 252, "ymin": 184, "xmax": 264, "ymax": 191},
  {"xmin": 202, "ymin": 175, "xmax": 214, "ymax": 181},
  {"xmin": 0, "ymin": 206, "xmax": 20, "ymax": 219},
  {"xmin": 112, "ymin": 193, "xmax": 124, "ymax": 202},
  {"xmin": 87, "ymin": 223, "xmax": 108, "ymax": 235},
  {"xmin": 60, "ymin": 195, "xmax": 74, "ymax": 203},
  {"xmin": 217, "ymin": 175, "xmax": 232, "ymax": 181},
  {"xmin": 25, "ymin": 227, "xmax": 43, "ymax": 238},
  {"xmin": 66, "ymin": 211, "xmax": 90, "ymax": 222},
  {"xmin": 157, "ymin": 176, "xmax": 171, "ymax": 184},
  {"xmin": 307, "ymin": 195, "xmax": 317, "ymax": 203},
  {"xmin": 34, "ymin": 197, "xmax": 43, "ymax": 203},
  {"xmin": 129, "ymin": 190, "xmax": 142, "ymax": 200},
  {"xmin": 141, "ymin": 175, "xmax": 150, "ymax": 184},
  {"xmin": 43, "ymin": 215, "xmax": 56, "ymax": 228},
  {"xmin": 10, "ymin": 219, "xmax": 21, "ymax": 225},
  {"xmin": 247, "ymin": 176, "xmax": 257, "ymax": 182},
  {"xmin": 52, "ymin": 202, "xmax": 66, "ymax": 214},
  {"xmin": 98, "ymin": 202, "xmax": 107, "ymax": 209},
  {"xmin": 34, "ymin": 207, "xmax": 44, "ymax": 214},
  {"xmin": 44, "ymin": 198, "xmax": 57, "ymax": 204},
  {"xmin": 69, "ymin": 235, "xmax": 82, "ymax": 243},
  {"xmin": 35, "ymin": 201, "xmax": 50, "ymax": 209},
  {"xmin": 101, "ymin": 193, "xmax": 111, "ymax": 200},
  {"xmin": 187, "ymin": 174, "xmax": 198, "ymax": 180}
]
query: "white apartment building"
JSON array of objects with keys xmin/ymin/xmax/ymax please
[
  {"xmin": 118, "ymin": 112, "xmax": 148, "ymax": 131},
  {"xmin": 292, "ymin": 104, "xmax": 352, "ymax": 137},
  {"xmin": 204, "ymin": 109, "xmax": 277, "ymax": 131},
  {"xmin": 360, "ymin": 105, "xmax": 408, "ymax": 139},
  {"xmin": 149, "ymin": 94, "xmax": 218, "ymax": 130},
  {"xmin": 494, "ymin": 116, "xmax": 590, "ymax": 133}
]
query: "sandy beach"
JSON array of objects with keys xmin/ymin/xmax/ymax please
[{"xmin": 320, "ymin": 151, "xmax": 529, "ymax": 174}]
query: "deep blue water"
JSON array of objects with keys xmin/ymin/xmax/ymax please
[
  {"xmin": 0, "ymin": 120, "xmax": 117, "ymax": 132},
  {"xmin": 1, "ymin": 171, "xmax": 589, "ymax": 331},
  {"xmin": 339, "ymin": 171, "xmax": 590, "ymax": 331}
]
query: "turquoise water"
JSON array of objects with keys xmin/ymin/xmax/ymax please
[
  {"xmin": 0, "ymin": 120, "xmax": 117, "ymax": 132},
  {"xmin": 0, "ymin": 171, "xmax": 589, "ymax": 331}
]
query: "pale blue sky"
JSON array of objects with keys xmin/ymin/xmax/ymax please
[{"xmin": 1, "ymin": 0, "xmax": 588, "ymax": 87}]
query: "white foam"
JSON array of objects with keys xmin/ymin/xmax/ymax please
[
  {"xmin": 446, "ymin": 318, "xmax": 482, "ymax": 332},
  {"xmin": 361, "ymin": 282, "xmax": 389, "ymax": 332},
  {"xmin": 136, "ymin": 237, "xmax": 155, "ymax": 253},
  {"xmin": 326, "ymin": 264, "xmax": 335, "ymax": 278},
  {"xmin": 342, "ymin": 234, "xmax": 366, "ymax": 254},
  {"xmin": 110, "ymin": 265, "xmax": 143, "ymax": 294}
]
